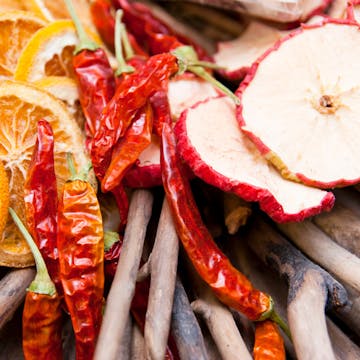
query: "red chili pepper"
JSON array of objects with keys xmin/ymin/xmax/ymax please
[
  {"xmin": 24, "ymin": 120, "xmax": 62, "ymax": 295},
  {"xmin": 9, "ymin": 209, "xmax": 63, "ymax": 360},
  {"xmin": 91, "ymin": 52, "xmax": 178, "ymax": 180},
  {"xmin": 57, "ymin": 154, "xmax": 104, "ymax": 360},
  {"xmin": 66, "ymin": 0, "xmax": 116, "ymax": 143},
  {"xmin": 253, "ymin": 320, "xmax": 285, "ymax": 360},
  {"xmin": 161, "ymin": 123, "xmax": 271, "ymax": 320},
  {"xmin": 102, "ymin": 103, "xmax": 153, "ymax": 192},
  {"xmin": 104, "ymin": 231, "xmax": 123, "ymax": 280}
]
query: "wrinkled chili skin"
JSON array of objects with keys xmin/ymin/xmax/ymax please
[
  {"xmin": 90, "ymin": 0, "xmax": 116, "ymax": 51},
  {"xmin": 150, "ymin": 89, "xmax": 172, "ymax": 137},
  {"xmin": 102, "ymin": 103, "xmax": 153, "ymax": 192},
  {"xmin": 22, "ymin": 292, "xmax": 63, "ymax": 360},
  {"xmin": 57, "ymin": 179, "xmax": 104, "ymax": 360},
  {"xmin": 73, "ymin": 47, "xmax": 116, "ymax": 139},
  {"xmin": 24, "ymin": 120, "xmax": 61, "ymax": 294},
  {"xmin": 91, "ymin": 53, "xmax": 178, "ymax": 180},
  {"xmin": 253, "ymin": 320, "xmax": 285, "ymax": 360},
  {"xmin": 161, "ymin": 124, "xmax": 270, "ymax": 320},
  {"xmin": 104, "ymin": 239, "xmax": 122, "ymax": 279}
]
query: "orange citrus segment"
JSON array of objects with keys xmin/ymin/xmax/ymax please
[
  {"xmin": 0, "ymin": 11, "xmax": 46, "ymax": 79},
  {"xmin": 0, "ymin": 0, "xmax": 25, "ymax": 12},
  {"xmin": 24, "ymin": 0, "xmax": 95, "ymax": 31},
  {"xmin": 0, "ymin": 80, "xmax": 94, "ymax": 267},
  {"xmin": 34, "ymin": 76, "xmax": 85, "ymax": 129},
  {"xmin": 0, "ymin": 161, "xmax": 9, "ymax": 240}
]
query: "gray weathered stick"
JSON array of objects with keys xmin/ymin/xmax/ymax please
[
  {"xmin": 277, "ymin": 220, "xmax": 360, "ymax": 293},
  {"xmin": 313, "ymin": 203, "xmax": 360, "ymax": 257},
  {"xmin": 247, "ymin": 217, "xmax": 349, "ymax": 360},
  {"xmin": 94, "ymin": 190, "xmax": 153, "ymax": 360},
  {"xmin": 171, "ymin": 278, "xmax": 209, "ymax": 360},
  {"xmin": 117, "ymin": 314, "xmax": 133, "ymax": 360},
  {"xmin": 131, "ymin": 323, "xmax": 146, "ymax": 360},
  {"xmin": 0, "ymin": 268, "xmax": 35, "ymax": 329},
  {"xmin": 326, "ymin": 317, "xmax": 360, "ymax": 359},
  {"xmin": 144, "ymin": 199, "xmax": 179, "ymax": 360}
]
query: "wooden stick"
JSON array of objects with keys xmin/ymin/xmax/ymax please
[
  {"xmin": 130, "ymin": 323, "xmax": 146, "ymax": 360},
  {"xmin": 171, "ymin": 278, "xmax": 209, "ymax": 360},
  {"xmin": 333, "ymin": 187, "xmax": 360, "ymax": 216},
  {"xmin": 327, "ymin": 0, "xmax": 347, "ymax": 18},
  {"xmin": 0, "ymin": 268, "xmax": 35, "ymax": 329},
  {"xmin": 313, "ymin": 203, "xmax": 360, "ymax": 257},
  {"xmin": 326, "ymin": 317, "xmax": 360, "ymax": 359},
  {"xmin": 144, "ymin": 199, "xmax": 179, "ymax": 360},
  {"xmin": 94, "ymin": 190, "xmax": 154, "ymax": 360},
  {"xmin": 277, "ymin": 220, "xmax": 360, "ymax": 293},
  {"xmin": 191, "ymin": 296, "xmax": 252, "ymax": 360},
  {"xmin": 117, "ymin": 314, "xmax": 133, "ymax": 360},
  {"xmin": 246, "ymin": 217, "xmax": 349, "ymax": 360}
]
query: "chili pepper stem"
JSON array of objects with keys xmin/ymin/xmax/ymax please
[
  {"xmin": 64, "ymin": 0, "xmax": 99, "ymax": 53},
  {"xmin": 270, "ymin": 310, "xmax": 292, "ymax": 341},
  {"xmin": 104, "ymin": 231, "xmax": 120, "ymax": 252},
  {"xmin": 115, "ymin": 10, "xmax": 134, "ymax": 76},
  {"xmin": 66, "ymin": 152, "xmax": 92, "ymax": 182},
  {"xmin": 121, "ymin": 25, "xmax": 135, "ymax": 61},
  {"xmin": 9, "ymin": 208, "xmax": 56, "ymax": 296}
]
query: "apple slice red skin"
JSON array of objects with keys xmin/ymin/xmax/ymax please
[
  {"xmin": 174, "ymin": 97, "xmax": 335, "ymax": 223},
  {"xmin": 123, "ymin": 162, "xmax": 162, "ymax": 188},
  {"xmin": 347, "ymin": 0, "xmax": 360, "ymax": 20},
  {"xmin": 236, "ymin": 18, "xmax": 360, "ymax": 189}
]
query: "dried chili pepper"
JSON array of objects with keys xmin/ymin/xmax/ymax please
[
  {"xmin": 161, "ymin": 122, "xmax": 271, "ymax": 321},
  {"xmin": 57, "ymin": 154, "xmax": 104, "ymax": 360},
  {"xmin": 24, "ymin": 120, "xmax": 61, "ymax": 295},
  {"xmin": 91, "ymin": 52, "xmax": 178, "ymax": 180},
  {"xmin": 65, "ymin": 0, "xmax": 116, "ymax": 142},
  {"xmin": 102, "ymin": 102, "xmax": 153, "ymax": 192},
  {"xmin": 10, "ymin": 209, "xmax": 63, "ymax": 360},
  {"xmin": 253, "ymin": 320, "xmax": 286, "ymax": 360},
  {"xmin": 104, "ymin": 231, "xmax": 122, "ymax": 280}
]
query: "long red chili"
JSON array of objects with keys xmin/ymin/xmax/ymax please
[
  {"xmin": 10, "ymin": 209, "xmax": 63, "ymax": 360},
  {"xmin": 91, "ymin": 52, "xmax": 178, "ymax": 180},
  {"xmin": 161, "ymin": 123, "xmax": 271, "ymax": 320},
  {"xmin": 24, "ymin": 120, "xmax": 62, "ymax": 295},
  {"xmin": 57, "ymin": 155, "xmax": 104, "ymax": 360},
  {"xmin": 253, "ymin": 320, "xmax": 286, "ymax": 360}
]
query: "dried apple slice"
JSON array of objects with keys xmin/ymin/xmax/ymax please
[
  {"xmin": 237, "ymin": 20, "xmax": 360, "ymax": 188},
  {"xmin": 175, "ymin": 96, "xmax": 334, "ymax": 222},
  {"xmin": 347, "ymin": 0, "xmax": 360, "ymax": 22},
  {"xmin": 124, "ymin": 75, "xmax": 218, "ymax": 188},
  {"xmin": 214, "ymin": 21, "xmax": 285, "ymax": 81}
]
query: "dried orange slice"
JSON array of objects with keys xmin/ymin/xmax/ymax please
[
  {"xmin": 0, "ymin": 11, "xmax": 46, "ymax": 79},
  {"xmin": 34, "ymin": 76, "xmax": 84, "ymax": 129},
  {"xmin": 0, "ymin": 161, "xmax": 9, "ymax": 240},
  {"xmin": 23, "ymin": 0, "xmax": 94, "ymax": 30},
  {"xmin": 0, "ymin": 0, "xmax": 25, "ymax": 12},
  {"xmin": 0, "ymin": 80, "xmax": 94, "ymax": 267}
]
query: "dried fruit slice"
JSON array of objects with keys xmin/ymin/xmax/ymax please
[
  {"xmin": 175, "ymin": 96, "xmax": 334, "ymax": 222},
  {"xmin": 347, "ymin": 0, "xmax": 360, "ymax": 22},
  {"xmin": 300, "ymin": 0, "xmax": 331, "ymax": 22},
  {"xmin": 0, "ymin": 80, "xmax": 93, "ymax": 267},
  {"xmin": 214, "ymin": 21, "xmax": 284, "ymax": 81},
  {"xmin": 124, "ymin": 75, "xmax": 218, "ymax": 188},
  {"xmin": 0, "ymin": 0, "xmax": 25, "ymax": 12},
  {"xmin": 34, "ymin": 76, "xmax": 84, "ymax": 129},
  {"xmin": 237, "ymin": 20, "xmax": 360, "ymax": 188},
  {"xmin": 0, "ymin": 11, "xmax": 46, "ymax": 79}
]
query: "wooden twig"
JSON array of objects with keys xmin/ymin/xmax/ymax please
[
  {"xmin": 224, "ymin": 193, "xmax": 252, "ymax": 235},
  {"xmin": 326, "ymin": 317, "xmax": 360, "ymax": 359},
  {"xmin": 94, "ymin": 190, "xmax": 154, "ymax": 360},
  {"xmin": 313, "ymin": 203, "xmax": 360, "ymax": 257},
  {"xmin": 171, "ymin": 278, "xmax": 209, "ymax": 360},
  {"xmin": 144, "ymin": 199, "xmax": 179, "ymax": 360},
  {"xmin": 117, "ymin": 314, "xmax": 133, "ymax": 360},
  {"xmin": 131, "ymin": 323, "xmax": 146, "ymax": 360},
  {"xmin": 0, "ymin": 268, "xmax": 35, "ymax": 329},
  {"xmin": 333, "ymin": 187, "xmax": 360, "ymax": 216},
  {"xmin": 246, "ymin": 217, "xmax": 349, "ymax": 360},
  {"xmin": 191, "ymin": 296, "xmax": 252, "ymax": 360},
  {"xmin": 277, "ymin": 220, "xmax": 360, "ymax": 293}
]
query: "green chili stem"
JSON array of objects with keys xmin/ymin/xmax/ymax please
[
  {"xmin": 188, "ymin": 65, "xmax": 240, "ymax": 105},
  {"xmin": 115, "ymin": 10, "xmax": 134, "ymax": 76},
  {"xmin": 9, "ymin": 208, "xmax": 56, "ymax": 296},
  {"xmin": 270, "ymin": 310, "xmax": 292, "ymax": 341},
  {"xmin": 66, "ymin": 152, "xmax": 91, "ymax": 182},
  {"xmin": 121, "ymin": 24, "xmax": 135, "ymax": 61},
  {"xmin": 64, "ymin": 0, "xmax": 99, "ymax": 53},
  {"xmin": 104, "ymin": 231, "xmax": 120, "ymax": 252}
]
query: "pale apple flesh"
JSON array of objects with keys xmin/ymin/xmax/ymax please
[
  {"xmin": 175, "ymin": 96, "xmax": 334, "ymax": 222},
  {"xmin": 238, "ymin": 21, "xmax": 360, "ymax": 188}
]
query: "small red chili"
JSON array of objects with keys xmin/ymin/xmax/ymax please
[
  {"xmin": 253, "ymin": 320, "xmax": 286, "ymax": 360},
  {"xmin": 161, "ymin": 123, "xmax": 272, "ymax": 321},
  {"xmin": 57, "ymin": 154, "xmax": 104, "ymax": 360},
  {"xmin": 24, "ymin": 120, "xmax": 62, "ymax": 295},
  {"xmin": 10, "ymin": 209, "xmax": 63, "ymax": 360}
]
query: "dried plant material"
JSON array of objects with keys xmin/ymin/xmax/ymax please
[
  {"xmin": 237, "ymin": 20, "xmax": 360, "ymax": 188},
  {"xmin": 175, "ymin": 96, "xmax": 334, "ymax": 222},
  {"xmin": 224, "ymin": 193, "xmax": 252, "ymax": 234}
]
